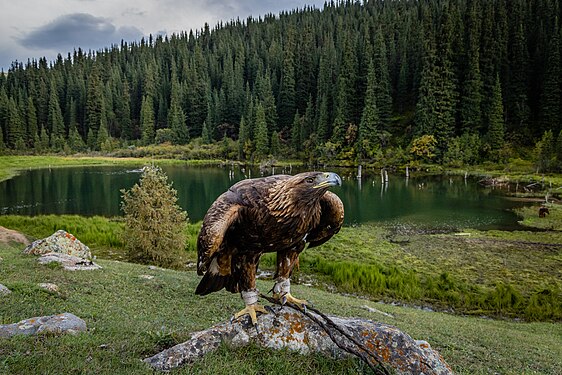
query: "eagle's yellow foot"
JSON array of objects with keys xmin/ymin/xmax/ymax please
[
  {"xmin": 274, "ymin": 292, "xmax": 308, "ymax": 307},
  {"xmin": 233, "ymin": 303, "xmax": 268, "ymax": 325}
]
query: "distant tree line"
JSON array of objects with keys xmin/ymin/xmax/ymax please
[{"xmin": 0, "ymin": 0, "xmax": 561, "ymax": 170}]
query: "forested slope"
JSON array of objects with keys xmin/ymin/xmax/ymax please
[{"xmin": 0, "ymin": 0, "xmax": 561, "ymax": 168}]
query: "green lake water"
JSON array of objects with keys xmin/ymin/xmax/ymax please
[{"xmin": 0, "ymin": 165, "xmax": 527, "ymax": 230}]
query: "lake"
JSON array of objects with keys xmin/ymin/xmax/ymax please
[{"xmin": 0, "ymin": 165, "xmax": 527, "ymax": 230}]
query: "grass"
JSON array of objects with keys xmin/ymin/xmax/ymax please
[
  {"xmin": 1, "ymin": 242, "xmax": 561, "ymax": 375},
  {"xmin": 0, "ymin": 215, "xmax": 200, "ymax": 261},
  {"xmin": 2, "ymin": 208, "xmax": 561, "ymax": 321}
]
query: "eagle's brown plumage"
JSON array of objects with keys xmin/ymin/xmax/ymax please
[{"xmin": 195, "ymin": 172, "xmax": 344, "ymax": 316}]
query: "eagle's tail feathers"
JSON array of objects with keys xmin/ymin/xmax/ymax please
[{"xmin": 195, "ymin": 272, "xmax": 229, "ymax": 295}]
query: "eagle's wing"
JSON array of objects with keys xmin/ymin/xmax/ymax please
[
  {"xmin": 196, "ymin": 190, "xmax": 242, "ymax": 275},
  {"xmin": 307, "ymin": 191, "xmax": 344, "ymax": 248}
]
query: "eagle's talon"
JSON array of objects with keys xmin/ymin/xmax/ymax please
[
  {"xmin": 274, "ymin": 292, "xmax": 308, "ymax": 307},
  {"xmin": 233, "ymin": 303, "xmax": 268, "ymax": 325}
]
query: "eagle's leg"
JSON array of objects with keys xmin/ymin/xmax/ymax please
[
  {"xmin": 233, "ymin": 289, "xmax": 268, "ymax": 325},
  {"xmin": 233, "ymin": 255, "xmax": 267, "ymax": 325},
  {"xmin": 273, "ymin": 277, "xmax": 308, "ymax": 306},
  {"xmin": 273, "ymin": 247, "xmax": 308, "ymax": 307}
]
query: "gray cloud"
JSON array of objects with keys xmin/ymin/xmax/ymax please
[
  {"xmin": 18, "ymin": 13, "xmax": 143, "ymax": 51},
  {"xmin": 204, "ymin": 0, "xmax": 324, "ymax": 19},
  {"xmin": 121, "ymin": 8, "xmax": 146, "ymax": 18}
]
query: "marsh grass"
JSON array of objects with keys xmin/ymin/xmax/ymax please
[{"xmin": 1, "ymin": 242, "xmax": 561, "ymax": 374}]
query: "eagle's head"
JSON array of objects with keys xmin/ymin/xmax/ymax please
[
  {"xmin": 290, "ymin": 171, "xmax": 342, "ymax": 193},
  {"xmin": 271, "ymin": 171, "xmax": 341, "ymax": 204}
]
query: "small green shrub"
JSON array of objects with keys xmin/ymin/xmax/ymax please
[{"xmin": 121, "ymin": 165, "xmax": 189, "ymax": 267}]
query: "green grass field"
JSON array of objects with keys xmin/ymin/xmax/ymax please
[
  {"xmin": 1, "ymin": 242, "xmax": 561, "ymax": 375},
  {"xmin": 1, "ymin": 210, "xmax": 561, "ymax": 321},
  {"xmin": 1, "ymin": 156, "xmax": 561, "ymax": 373}
]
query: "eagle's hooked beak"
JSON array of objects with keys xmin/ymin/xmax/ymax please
[{"xmin": 313, "ymin": 172, "xmax": 342, "ymax": 189}]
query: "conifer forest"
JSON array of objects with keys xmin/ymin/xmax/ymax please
[{"xmin": 0, "ymin": 0, "xmax": 561, "ymax": 169}]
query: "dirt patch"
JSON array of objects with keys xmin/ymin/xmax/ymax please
[{"xmin": 0, "ymin": 226, "xmax": 30, "ymax": 246}]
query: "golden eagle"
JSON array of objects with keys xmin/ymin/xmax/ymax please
[{"xmin": 195, "ymin": 171, "xmax": 344, "ymax": 324}]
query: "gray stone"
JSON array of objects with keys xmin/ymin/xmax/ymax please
[
  {"xmin": 0, "ymin": 284, "xmax": 12, "ymax": 296},
  {"xmin": 144, "ymin": 305, "xmax": 453, "ymax": 374},
  {"xmin": 23, "ymin": 230, "xmax": 92, "ymax": 260},
  {"xmin": 37, "ymin": 252, "xmax": 102, "ymax": 271},
  {"xmin": 0, "ymin": 313, "xmax": 87, "ymax": 338},
  {"xmin": 38, "ymin": 283, "xmax": 60, "ymax": 293}
]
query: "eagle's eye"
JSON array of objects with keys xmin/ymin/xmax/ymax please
[{"xmin": 305, "ymin": 177, "xmax": 314, "ymax": 184}]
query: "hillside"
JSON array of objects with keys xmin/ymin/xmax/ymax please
[
  {"xmin": 0, "ymin": 0, "xmax": 561, "ymax": 169},
  {"xmin": 1, "ymin": 240, "xmax": 561, "ymax": 374}
]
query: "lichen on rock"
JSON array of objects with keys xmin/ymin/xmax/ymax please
[
  {"xmin": 144, "ymin": 305, "xmax": 453, "ymax": 374},
  {"xmin": 23, "ymin": 230, "xmax": 92, "ymax": 260},
  {"xmin": 0, "ymin": 313, "xmax": 87, "ymax": 338}
]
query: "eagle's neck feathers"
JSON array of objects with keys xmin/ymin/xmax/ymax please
[{"xmin": 265, "ymin": 180, "xmax": 322, "ymax": 227}]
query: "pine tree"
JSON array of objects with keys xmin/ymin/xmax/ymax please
[
  {"xmin": 434, "ymin": 5, "xmax": 457, "ymax": 151},
  {"xmin": 535, "ymin": 130, "xmax": 555, "ymax": 172},
  {"xmin": 121, "ymin": 165, "xmax": 188, "ymax": 267},
  {"xmin": 358, "ymin": 59, "xmax": 381, "ymax": 159},
  {"xmin": 487, "ymin": 75, "xmax": 505, "ymax": 160},
  {"xmin": 85, "ymin": 66, "xmax": 104, "ymax": 141},
  {"xmin": 238, "ymin": 116, "xmax": 251, "ymax": 160},
  {"xmin": 6, "ymin": 97, "xmax": 25, "ymax": 149},
  {"xmin": 201, "ymin": 121, "xmax": 211, "ymax": 144},
  {"xmin": 270, "ymin": 130, "xmax": 280, "ymax": 157},
  {"xmin": 316, "ymin": 94, "xmax": 329, "ymax": 142},
  {"xmin": 117, "ymin": 79, "xmax": 133, "ymax": 140},
  {"xmin": 415, "ymin": 30, "xmax": 439, "ymax": 137},
  {"xmin": 507, "ymin": 17, "xmax": 530, "ymax": 134},
  {"xmin": 254, "ymin": 102, "xmax": 269, "ymax": 159},
  {"xmin": 48, "ymin": 80, "xmax": 66, "ymax": 150},
  {"xmin": 37, "ymin": 125, "xmax": 50, "ymax": 152},
  {"xmin": 277, "ymin": 26, "xmax": 296, "ymax": 131},
  {"xmin": 291, "ymin": 111, "xmax": 302, "ymax": 152},
  {"xmin": 68, "ymin": 122, "xmax": 86, "ymax": 152},
  {"xmin": 539, "ymin": 23, "xmax": 561, "ymax": 133},
  {"xmin": 169, "ymin": 68, "xmax": 188, "ymax": 144},
  {"xmin": 373, "ymin": 27, "xmax": 392, "ymax": 128},
  {"xmin": 255, "ymin": 72, "xmax": 278, "ymax": 132},
  {"xmin": 335, "ymin": 32, "xmax": 359, "ymax": 127},
  {"xmin": 460, "ymin": 0, "xmax": 483, "ymax": 134},
  {"xmin": 26, "ymin": 97, "xmax": 38, "ymax": 148},
  {"xmin": 96, "ymin": 120, "xmax": 109, "ymax": 151},
  {"xmin": 140, "ymin": 95, "xmax": 155, "ymax": 146}
]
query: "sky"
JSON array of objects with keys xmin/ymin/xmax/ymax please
[{"xmin": 0, "ymin": 0, "xmax": 326, "ymax": 71}]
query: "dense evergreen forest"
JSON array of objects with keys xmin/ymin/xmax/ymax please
[{"xmin": 0, "ymin": 0, "xmax": 561, "ymax": 170}]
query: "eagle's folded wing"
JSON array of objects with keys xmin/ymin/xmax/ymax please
[
  {"xmin": 307, "ymin": 191, "xmax": 344, "ymax": 248},
  {"xmin": 197, "ymin": 194, "xmax": 241, "ymax": 275}
]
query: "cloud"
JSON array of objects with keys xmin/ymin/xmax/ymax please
[{"xmin": 18, "ymin": 13, "xmax": 143, "ymax": 51}]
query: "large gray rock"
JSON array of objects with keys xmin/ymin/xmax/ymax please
[
  {"xmin": 0, "ymin": 313, "xmax": 87, "ymax": 338},
  {"xmin": 0, "ymin": 284, "xmax": 11, "ymax": 296},
  {"xmin": 23, "ymin": 230, "xmax": 92, "ymax": 260},
  {"xmin": 37, "ymin": 252, "xmax": 102, "ymax": 271},
  {"xmin": 144, "ymin": 305, "xmax": 453, "ymax": 374}
]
